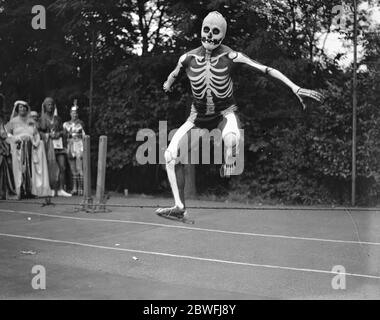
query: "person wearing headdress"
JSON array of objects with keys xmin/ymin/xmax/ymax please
[
  {"xmin": 5, "ymin": 101, "xmax": 34, "ymax": 199},
  {"xmin": 63, "ymin": 100, "xmax": 85, "ymax": 196},
  {"xmin": 39, "ymin": 97, "xmax": 71, "ymax": 197},
  {"xmin": 0, "ymin": 112, "xmax": 15, "ymax": 199}
]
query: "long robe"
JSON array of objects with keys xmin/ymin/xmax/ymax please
[
  {"xmin": 39, "ymin": 114, "xmax": 64, "ymax": 190},
  {"xmin": 6, "ymin": 116, "xmax": 51, "ymax": 198},
  {"xmin": 0, "ymin": 123, "xmax": 15, "ymax": 199},
  {"xmin": 31, "ymin": 131, "xmax": 51, "ymax": 197}
]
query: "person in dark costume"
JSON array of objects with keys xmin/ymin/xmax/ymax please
[
  {"xmin": 39, "ymin": 97, "xmax": 71, "ymax": 197},
  {"xmin": 0, "ymin": 113, "xmax": 15, "ymax": 199}
]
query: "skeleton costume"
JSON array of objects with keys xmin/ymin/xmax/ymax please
[
  {"xmin": 63, "ymin": 101, "xmax": 85, "ymax": 196},
  {"xmin": 157, "ymin": 12, "xmax": 324, "ymax": 219}
]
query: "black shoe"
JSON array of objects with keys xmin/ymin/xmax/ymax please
[{"xmin": 156, "ymin": 206, "xmax": 186, "ymax": 219}]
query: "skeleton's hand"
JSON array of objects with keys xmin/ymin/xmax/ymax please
[
  {"xmin": 163, "ymin": 81, "xmax": 172, "ymax": 93},
  {"xmin": 294, "ymin": 88, "xmax": 325, "ymax": 110}
]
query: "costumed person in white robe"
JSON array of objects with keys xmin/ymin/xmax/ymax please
[
  {"xmin": 6, "ymin": 101, "xmax": 34, "ymax": 199},
  {"xmin": 28, "ymin": 112, "xmax": 52, "ymax": 197}
]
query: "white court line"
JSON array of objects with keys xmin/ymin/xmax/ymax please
[
  {"xmin": 1, "ymin": 208, "xmax": 380, "ymax": 247},
  {"xmin": 0, "ymin": 232, "xmax": 379, "ymax": 280}
]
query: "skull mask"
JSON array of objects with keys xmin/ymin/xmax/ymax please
[{"xmin": 201, "ymin": 11, "xmax": 227, "ymax": 51}]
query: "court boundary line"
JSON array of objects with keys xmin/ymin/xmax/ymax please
[
  {"xmin": 1, "ymin": 199, "xmax": 379, "ymax": 212},
  {"xmin": 1, "ymin": 209, "xmax": 380, "ymax": 247},
  {"xmin": 0, "ymin": 232, "xmax": 379, "ymax": 280}
]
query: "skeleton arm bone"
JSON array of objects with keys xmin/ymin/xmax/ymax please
[
  {"xmin": 163, "ymin": 54, "xmax": 187, "ymax": 92},
  {"xmin": 231, "ymin": 52, "xmax": 324, "ymax": 108},
  {"xmin": 232, "ymin": 52, "xmax": 300, "ymax": 92}
]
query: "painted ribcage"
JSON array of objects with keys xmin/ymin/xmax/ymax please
[{"xmin": 188, "ymin": 55, "xmax": 233, "ymax": 100}]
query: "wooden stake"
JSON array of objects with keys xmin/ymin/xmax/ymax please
[
  {"xmin": 82, "ymin": 135, "xmax": 93, "ymax": 210},
  {"xmin": 95, "ymin": 136, "xmax": 108, "ymax": 211}
]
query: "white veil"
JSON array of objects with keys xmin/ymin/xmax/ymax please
[{"xmin": 10, "ymin": 100, "xmax": 30, "ymax": 120}]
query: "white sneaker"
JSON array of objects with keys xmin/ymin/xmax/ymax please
[
  {"xmin": 51, "ymin": 190, "xmax": 56, "ymax": 197},
  {"xmin": 57, "ymin": 189, "xmax": 72, "ymax": 197}
]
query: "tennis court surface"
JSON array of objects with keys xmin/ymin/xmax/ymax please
[{"xmin": 0, "ymin": 196, "xmax": 379, "ymax": 300}]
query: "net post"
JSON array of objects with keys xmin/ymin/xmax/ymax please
[
  {"xmin": 95, "ymin": 136, "xmax": 108, "ymax": 212},
  {"xmin": 82, "ymin": 135, "xmax": 93, "ymax": 211}
]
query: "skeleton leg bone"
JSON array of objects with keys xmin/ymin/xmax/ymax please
[
  {"xmin": 221, "ymin": 133, "xmax": 238, "ymax": 177},
  {"xmin": 157, "ymin": 121, "xmax": 194, "ymax": 217},
  {"xmin": 164, "ymin": 151, "xmax": 184, "ymax": 209},
  {"xmin": 221, "ymin": 113, "xmax": 241, "ymax": 178}
]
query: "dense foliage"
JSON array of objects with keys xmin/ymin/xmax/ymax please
[{"xmin": 1, "ymin": 0, "xmax": 379, "ymax": 205}]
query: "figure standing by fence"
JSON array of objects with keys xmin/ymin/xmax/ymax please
[
  {"xmin": 39, "ymin": 97, "xmax": 71, "ymax": 197},
  {"xmin": 64, "ymin": 100, "xmax": 85, "ymax": 196}
]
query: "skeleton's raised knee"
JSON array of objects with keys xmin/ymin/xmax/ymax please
[{"xmin": 164, "ymin": 150, "xmax": 176, "ymax": 168}]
